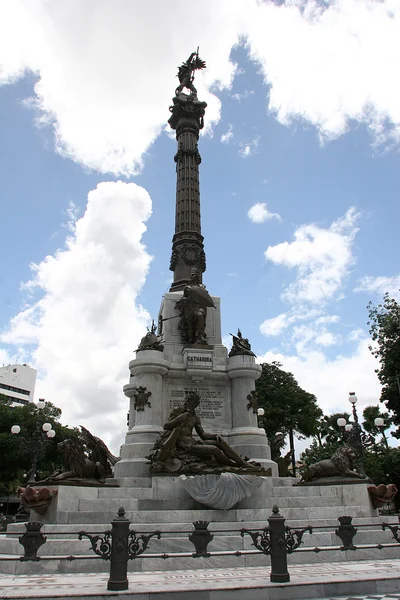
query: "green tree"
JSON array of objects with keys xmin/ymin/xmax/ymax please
[
  {"xmin": 300, "ymin": 406, "xmax": 400, "ymax": 510},
  {"xmin": 256, "ymin": 362, "xmax": 322, "ymax": 440},
  {"xmin": 362, "ymin": 405, "xmax": 392, "ymax": 448},
  {"xmin": 256, "ymin": 362, "xmax": 322, "ymax": 475},
  {"xmin": 314, "ymin": 412, "xmax": 351, "ymax": 446},
  {"xmin": 367, "ymin": 292, "xmax": 400, "ymax": 434},
  {"xmin": 0, "ymin": 396, "xmax": 78, "ymax": 497}
]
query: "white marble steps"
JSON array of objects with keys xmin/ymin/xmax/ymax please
[
  {"xmin": 51, "ymin": 505, "xmax": 375, "ymax": 524},
  {"xmin": 2, "ymin": 513, "xmax": 399, "ymax": 576},
  {"xmin": 77, "ymin": 494, "xmax": 344, "ymax": 512}
]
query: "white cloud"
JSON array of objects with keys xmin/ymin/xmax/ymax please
[
  {"xmin": 220, "ymin": 125, "xmax": 233, "ymax": 144},
  {"xmin": 248, "ymin": 202, "xmax": 281, "ymax": 223},
  {"xmin": 239, "ymin": 136, "xmax": 260, "ymax": 158},
  {"xmin": 348, "ymin": 328, "xmax": 364, "ymax": 342},
  {"xmin": 265, "ymin": 207, "xmax": 360, "ymax": 304},
  {"xmin": 231, "ymin": 89, "xmax": 255, "ymax": 102},
  {"xmin": 257, "ymin": 337, "xmax": 381, "ymax": 418},
  {"xmin": 1, "ymin": 1, "xmax": 399, "ymax": 176},
  {"xmin": 354, "ymin": 275, "xmax": 400, "ymax": 300},
  {"xmin": 314, "ymin": 331, "xmax": 338, "ymax": 347},
  {"xmin": 315, "ymin": 315, "xmax": 340, "ymax": 325},
  {"xmin": 260, "ymin": 307, "xmax": 323, "ymax": 338},
  {"xmin": 0, "ymin": 0, "xmax": 243, "ymax": 175},
  {"xmin": 243, "ymin": 0, "xmax": 400, "ymax": 146},
  {"xmin": 1, "ymin": 181, "xmax": 152, "ymax": 451},
  {"xmin": 260, "ymin": 313, "xmax": 291, "ymax": 337}
]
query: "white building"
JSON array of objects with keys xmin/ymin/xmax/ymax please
[{"xmin": 0, "ymin": 363, "xmax": 37, "ymax": 406}]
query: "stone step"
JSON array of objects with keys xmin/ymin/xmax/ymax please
[
  {"xmin": 77, "ymin": 494, "xmax": 345, "ymax": 513},
  {"xmin": 273, "ymin": 485, "xmax": 343, "ymax": 497},
  {"xmin": 57, "ymin": 505, "xmax": 375, "ymax": 525}
]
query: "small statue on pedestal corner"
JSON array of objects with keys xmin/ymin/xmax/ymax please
[
  {"xmin": 136, "ymin": 320, "xmax": 164, "ymax": 353},
  {"xmin": 229, "ymin": 328, "xmax": 256, "ymax": 358},
  {"xmin": 147, "ymin": 391, "xmax": 267, "ymax": 475},
  {"xmin": 175, "ymin": 267, "xmax": 215, "ymax": 345}
]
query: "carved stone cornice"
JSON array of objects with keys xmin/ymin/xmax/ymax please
[{"xmin": 168, "ymin": 95, "xmax": 207, "ymax": 133}]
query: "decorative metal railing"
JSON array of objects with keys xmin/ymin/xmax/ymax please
[{"xmin": 0, "ymin": 505, "xmax": 399, "ymax": 591}]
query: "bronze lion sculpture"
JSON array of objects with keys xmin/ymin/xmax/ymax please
[
  {"xmin": 48, "ymin": 438, "xmax": 106, "ymax": 483},
  {"xmin": 299, "ymin": 446, "xmax": 366, "ymax": 484}
]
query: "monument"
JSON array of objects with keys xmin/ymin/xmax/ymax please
[
  {"xmin": 114, "ymin": 50, "xmax": 277, "ymax": 481},
  {"xmin": 0, "ymin": 52, "xmax": 382, "ymax": 576}
]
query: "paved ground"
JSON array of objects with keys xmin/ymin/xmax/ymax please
[{"xmin": 0, "ymin": 559, "xmax": 400, "ymax": 600}]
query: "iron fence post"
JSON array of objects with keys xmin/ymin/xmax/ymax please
[
  {"xmin": 107, "ymin": 507, "xmax": 130, "ymax": 591},
  {"xmin": 19, "ymin": 521, "xmax": 46, "ymax": 561},
  {"xmin": 268, "ymin": 505, "xmax": 290, "ymax": 583}
]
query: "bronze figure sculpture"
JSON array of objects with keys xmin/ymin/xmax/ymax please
[
  {"xmin": 42, "ymin": 426, "xmax": 119, "ymax": 484},
  {"xmin": 147, "ymin": 391, "xmax": 267, "ymax": 474},
  {"xmin": 176, "ymin": 267, "xmax": 215, "ymax": 344},
  {"xmin": 175, "ymin": 49, "xmax": 206, "ymax": 99},
  {"xmin": 229, "ymin": 328, "xmax": 256, "ymax": 358},
  {"xmin": 136, "ymin": 320, "xmax": 164, "ymax": 352}
]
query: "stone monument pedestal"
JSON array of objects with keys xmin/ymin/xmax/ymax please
[{"xmin": 114, "ymin": 293, "xmax": 278, "ymax": 479}]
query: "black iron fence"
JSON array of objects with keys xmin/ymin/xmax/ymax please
[{"xmin": 1, "ymin": 505, "xmax": 400, "ymax": 591}]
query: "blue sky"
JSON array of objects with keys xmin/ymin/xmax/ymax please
[{"xmin": 0, "ymin": 0, "xmax": 399, "ymax": 451}]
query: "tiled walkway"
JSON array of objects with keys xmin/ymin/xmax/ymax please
[{"xmin": 0, "ymin": 559, "xmax": 400, "ymax": 599}]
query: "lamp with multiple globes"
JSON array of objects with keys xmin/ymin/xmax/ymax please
[
  {"xmin": 373, "ymin": 416, "xmax": 389, "ymax": 448},
  {"xmin": 11, "ymin": 399, "xmax": 56, "ymax": 485},
  {"xmin": 336, "ymin": 392, "xmax": 366, "ymax": 476}
]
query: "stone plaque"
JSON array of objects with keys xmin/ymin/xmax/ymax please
[
  {"xmin": 170, "ymin": 386, "xmax": 224, "ymax": 421},
  {"xmin": 184, "ymin": 349, "xmax": 213, "ymax": 369}
]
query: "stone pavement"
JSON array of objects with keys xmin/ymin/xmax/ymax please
[{"xmin": 0, "ymin": 559, "xmax": 400, "ymax": 600}]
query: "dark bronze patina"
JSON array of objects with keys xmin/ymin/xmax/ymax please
[
  {"xmin": 133, "ymin": 386, "xmax": 152, "ymax": 412},
  {"xmin": 229, "ymin": 329, "xmax": 256, "ymax": 358},
  {"xmin": 147, "ymin": 391, "xmax": 266, "ymax": 475},
  {"xmin": 136, "ymin": 320, "xmax": 164, "ymax": 353},
  {"xmin": 169, "ymin": 51, "xmax": 207, "ymax": 291},
  {"xmin": 175, "ymin": 267, "xmax": 215, "ymax": 344}
]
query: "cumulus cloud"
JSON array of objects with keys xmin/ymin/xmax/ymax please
[
  {"xmin": 1, "ymin": 181, "xmax": 152, "ymax": 450},
  {"xmin": 244, "ymin": 0, "xmax": 400, "ymax": 145},
  {"xmin": 0, "ymin": 1, "xmax": 399, "ymax": 175},
  {"xmin": 265, "ymin": 207, "xmax": 360, "ymax": 304},
  {"xmin": 0, "ymin": 0, "xmax": 242, "ymax": 175},
  {"xmin": 248, "ymin": 202, "xmax": 281, "ymax": 223},
  {"xmin": 354, "ymin": 275, "xmax": 400, "ymax": 300},
  {"xmin": 257, "ymin": 337, "xmax": 381, "ymax": 418}
]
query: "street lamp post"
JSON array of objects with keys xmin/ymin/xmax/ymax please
[
  {"xmin": 374, "ymin": 417, "xmax": 389, "ymax": 449},
  {"xmin": 337, "ymin": 392, "xmax": 366, "ymax": 476},
  {"xmin": 11, "ymin": 399, "xmax": 56, "ymax": 486}
]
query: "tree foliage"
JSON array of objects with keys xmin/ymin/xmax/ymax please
[
  {"xmin": 367, "ymin": 292, "xmax": 400, "ymax": 433},
  {"xmin": 300, "ymin": 404, "xmax": 400, "ymax": 510},
  {"xmin": 256, "ymin": 362, "xmax": 322, "ymax": 442},
  {"xmin": 0, "ymin": 396, "xmax": 79, "ymax": 498}
]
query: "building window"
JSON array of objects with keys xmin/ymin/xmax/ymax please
[
  {"xmin": 0, "ymin": 383, "xmax": 30, "ymax": 396},
  {"xmin": 0, "ymin": 394, "xmax": 30, "ymax": 405}
]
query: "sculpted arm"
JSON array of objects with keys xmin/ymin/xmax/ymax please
[
  {"xmin": 164, "ymin": 413, "xmax": 187, "ymax": 431},
  {"xmin": 195, "ymin": 421, "xmax": 218, "ymax": 442}
]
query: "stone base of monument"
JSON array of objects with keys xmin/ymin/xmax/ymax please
[{"xmin": 1, "ymin": 475, "xmax": 388, "ymax": 576}]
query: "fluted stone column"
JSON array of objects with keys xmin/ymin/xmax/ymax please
[
  {"xmin": 114, "ymin": 351, "xmax": 169, "ymax": 479},
  {"xmin": 227, "ymin": 354, "xmax": 278, "ymax": 475},
  {"xmin": 168, "ymin": 95, "xmax": 207, "ymax": 291}
]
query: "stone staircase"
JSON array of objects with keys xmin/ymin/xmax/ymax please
[{"xmin": 1, "ymin": 477, "xmax": 399, "ymax": 575}]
